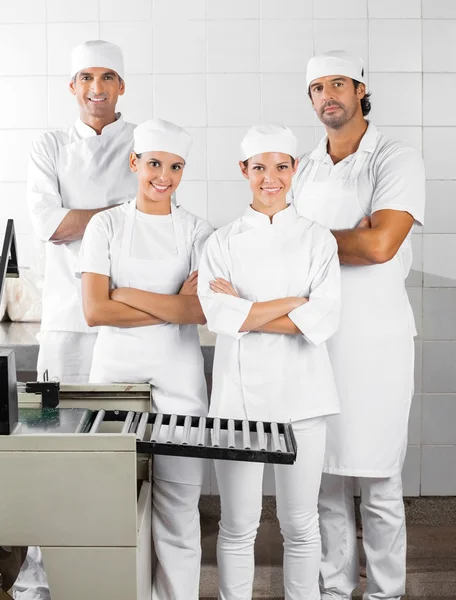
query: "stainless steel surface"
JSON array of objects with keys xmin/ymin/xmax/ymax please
[
  {"xmin": 150, "ymin": 413, "xmax": 163, "ymax": 442},
  {"xmin": 256, "ymin": 421, "xmax": 267, "ymax": 451},
  {"xmin": 212, "ymin": 417, "xmax": 220, "ymax": 448},
  {"xmin": 166, "ymin": 414, "xmax": 177, "ymax": 444},
  {"xmin": 89, "ymin": 409, "xmax": 105, "ymax": 434},
  {"xmin": 242, "ymin": 420, "xmax": 251, "ymax": 450},
  {"xmin": 121, "ymin": 411, "xmax": 135, "ymax": 435},
  {"xmin": 136, "ymin": 412, "xmax": 149, "ymax": 441},
  {"xmin": 182, "ymin": 415, "xmax": 192, "ymax": 445}
]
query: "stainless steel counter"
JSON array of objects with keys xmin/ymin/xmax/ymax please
[{"xmin": 0, "ymin": 322, "xmax": 216, "ymax": 374}]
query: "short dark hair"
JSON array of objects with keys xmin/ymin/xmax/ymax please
[
  {"xmin": 353, "ymin": 79, "xmax": 372, "ymax": 116},
  {"xmin": 307, "ymin": 78, "xmax": 372, "ymax": 117},
  {"xmin": 242, "ymin": 156, "xmax": 296, "ymax": 168}
]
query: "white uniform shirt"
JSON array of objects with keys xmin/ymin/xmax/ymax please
[
  {"xmin": 292, "ymin": 122, "xmax": 425, "ymax": 334},
  {"xmin": 198, "ymin": 204, "xmax": 341, "ymax": 423},
  {"xmin": 79, "ymin": 202, "xmax": 213, "ymax": 284},
  {"xmin": 28, "ymin": 114, "xmax": 137, "ymax": 333}
]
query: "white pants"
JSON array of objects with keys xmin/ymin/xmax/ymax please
[
  {"xmin": 214, "ymin": 417, "xmax": 326, "ymax": 600},
  {"xmin": 14, "ymin": 332, "xmax": 97, "ymax": 599},
  {"xmin": 319, "ymin": 473, "xmax": 406, "ymax": 600},
  {"xmin": 36, "ymin": 331, "xmax": 98, "ymax": 383},
  {"xmin": 152, "ymin": 452, "xmax": 205, "ymax": 600},
  {"xmin": 13, "ymin": 547, "xmax": 49, "ymax": 600}
]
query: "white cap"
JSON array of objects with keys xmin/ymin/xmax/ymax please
[
  {"xmin": 240, "ymin": 124, "xmax": 297, "ymax": 162},
  {"xmin": 134, "ymin": 118, "xmax": 193, "ymax": 161},
  {"xmin": 306, "ymin": 50, "xmax": 366, "ymax": 89},
  {"xmin": 71, "ymin": 40, "xmax": 124, "ymax": 79}
]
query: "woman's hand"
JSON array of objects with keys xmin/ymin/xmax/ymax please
[
  {"xmin": 210, "ymin": 278, "xmax": 240, "ymax": 297},
  {"xmin": 179, "ymin": 271, "xmax": 198, "ymax": 296}
]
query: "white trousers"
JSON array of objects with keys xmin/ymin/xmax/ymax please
[
  {"xmin": 319, "ymin": 473, "xmax": 406, "ymax": 600},
  {"xmin": 36, "ymin": 331, "xmax": 98, "ymax": 383},
  {"xmin": 14, "ymin": 332, "xmax": 98, "ymax": 599},
  {"xmin": 152, "ymin": 452, "xmax": 205, "ymax": 600},
  {"xmin": 214, "ymin": 417, "xmax": 326, "ymax": 600}
]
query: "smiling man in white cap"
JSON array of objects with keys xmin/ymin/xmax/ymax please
[
  {"xmin": 18, "ymin": 40, "xmax": 136, "ymax": 600},
  {"xmin": 27, "ymin": 39, "xmax": 137, "ymax": 385},
  {"xmin": 291, "ymin": 50, "xmax": 425, "ymax": 599}
]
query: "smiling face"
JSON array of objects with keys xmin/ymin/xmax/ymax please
[
  {"xmin": 69, "ymin": 67, "xmax": 125, "ymax": 124},
  {"xmin": 240, "ymin": 152, "xmax": 298, "ymax": 212},
  {"xmin": 309, "ymin": 75, "xmax": 365, "ymax": 130},
  {"xmin": 130, "ymin": 151, "xmax": 185, "ymax": 207}
]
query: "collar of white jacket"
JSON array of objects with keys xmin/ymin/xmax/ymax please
[
  {"xmin": 306, "ymin": 50, "xmax": 366, "ymax": 89},
  {"xmin": 70, "ymin": 40, "xmax": 124, "ymax": 80}
]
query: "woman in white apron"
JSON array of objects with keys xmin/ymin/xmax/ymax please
[
  {"xmin": 79, "ymin": 118, "xmax": 213, "ymax": 600},
  {"xmin": 198, "ymin": 124, "xmax": 341, "ymax": 600},
  {"xmin": 292, "ymin": 51, "xmax": 425, "ymax": 600}
]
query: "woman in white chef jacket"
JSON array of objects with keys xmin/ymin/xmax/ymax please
[
  {"xmin": 198, "ymin": 125, "xmax": 341, "ymax": 600},
  {"xmin": 79, "ymin": 118, "xmax": 213, "ymax": 600}
]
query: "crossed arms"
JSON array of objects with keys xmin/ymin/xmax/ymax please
[{"xmin": 81, "ymin": 271, "xmax": 206, "ymax": 328}]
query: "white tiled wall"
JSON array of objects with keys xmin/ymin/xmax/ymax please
[{"xmin": 1, "ymin": 0, "xmax": 456, "ymax": 495}]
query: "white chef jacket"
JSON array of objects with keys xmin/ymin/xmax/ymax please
[
  {"xmin": 79, "ymin": 201, "xmax": 213, "ymax": 283},
  {"xmin": 27, "ymin": 114, "xmax": 137, "ymax": 333},
  {"xmin": 198, "ymin": 204, "xmax": 341, "ymax": 423}
]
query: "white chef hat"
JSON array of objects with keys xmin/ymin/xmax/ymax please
[
  {"xmin": 306, "ymin": 50, "xmax": 366, "ymax": 89},
  {"xmin": 240, "ymin": 124, "xmax": 297, "ymax": 161},
  {"xmin": 70, "ymin": 40, "xmax": 124, "ymax": 80},
  {"xmin": 133, "ymin": 118, "xmax": 193, "ymax": 161}
]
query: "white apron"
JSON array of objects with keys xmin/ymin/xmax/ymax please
[
  {"xmin": 89, "ymin": 201, "xmax": 208, "ymax": 417},
  {"xmin": 294, "ymin": 151, "xmax": 415, "ymax": 477}
]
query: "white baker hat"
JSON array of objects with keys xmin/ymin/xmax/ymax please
[
  {"xmin": 133, "ymin": 118, "xmax": 193, "ymax": 161},
  {"xmin": 240, "ymin": 124, "xmax": 297, "ymax": 162},
  {"xmin": 306, "ymin": 50, "xmax": 366, "ymax": 89},
  {"xmin": 70, "ymin": 40, "xmax": 124, "ymax": 80}
]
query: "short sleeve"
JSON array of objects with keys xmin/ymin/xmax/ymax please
[
  {"xmin": 288, "ymin": 232, "xmax": 341, "ymax": 346},
  {"xmin": 27, "ymin": 135, "xmax": 70, "ymax": 241},
  {"xmin": 198, "ymin": 231, "xmax": 253, "ymax": 339},
  {"xmin": 78, "ymin": 214, "xmax": 111, "ymax": 278},
  {"xmin": 371, "ymin": 145, "xmax": 425, "ymax": 226},
  {"xmin": 191, "ymin": 218, "xmax": 214, "ymax": 271}
]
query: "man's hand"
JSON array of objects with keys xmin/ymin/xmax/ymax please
[
  {"xmin": 179, "ymin": 271, "xmax": 198, "ymax": 296},
  {"xmin": 209, "ymin": 277, "xmax": 240, "ymax": 297}
]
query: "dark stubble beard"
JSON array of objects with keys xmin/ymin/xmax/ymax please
[{"xmin": 318, "ymin": 100, "xmax": 358, "ymax": 130}]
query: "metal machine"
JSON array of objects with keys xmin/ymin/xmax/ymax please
[{"xmin": 0, "ymin": 358, "xmax": 296, "ymax": 600}]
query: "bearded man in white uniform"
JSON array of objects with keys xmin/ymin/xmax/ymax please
[
  {"xmin": 17, "ymin": 40, "xmax": 136, "ymax": 600},
  {"xmin": 27, "ymin": 39, "xmax": 137, "ymax": 384},
  {"xmin": 292, "ymin": 50, "xmax": 425, "ymax": 600}
]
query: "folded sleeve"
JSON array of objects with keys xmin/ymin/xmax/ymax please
[
  {"xmin": 371, "ymin": 145, "xmax": 425, "ymax": 226},
  {"xmin": 78, "ymin": 213, "xmax": 111, "ymax": 278},
  {"xmin": 197, "ymin": 231, "xmax": 253, "ymax": 340},
  {"xmin": 191, "ymin": 218, "xmax": 214, "ymax": 271},
  {"xmin": 288, "ymin": 232, "xmax": 341, "ymax": 346},
  {"xmin": 27, "ymin": 135, "xmax": 70, "ymax": 242}
]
